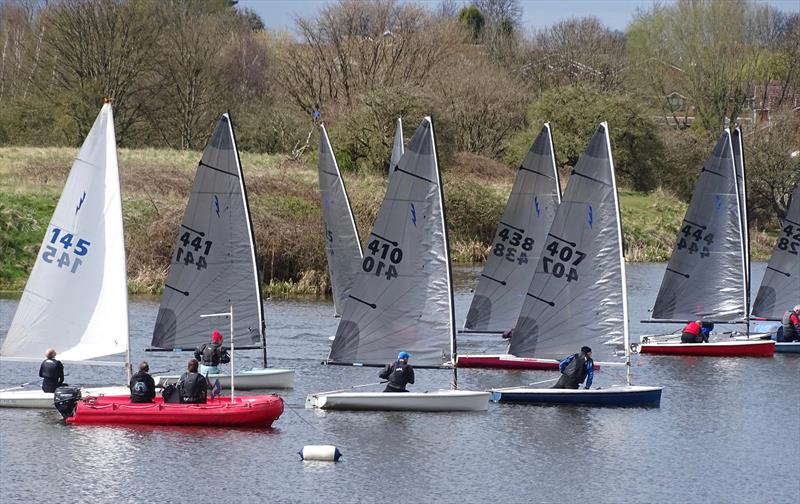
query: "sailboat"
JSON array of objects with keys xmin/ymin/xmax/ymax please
[
  {"xmin": 489, "ymin": 123, "xmax": 662, "ymax": 406},
  {"xmin": 317, "ymin": 124, "xmax": 363, "ymax": 317},
  {"xmin": 149, "ymin": 113, "xmax": 294, "ymax": 389},
  {"xmin": 639, "ymin": 128, "xmax": 775, "ymax": 357},
  {"xmin": 458, "ymin": 124, "xmax": 565, "ymax": 370},
  {"xmin": 306, "ymin": 117, "xmax": 489, "ymax": 411},
  {"xmin": 751, "ymin": 182, "xmax": 800, "ymax": 353},
  {"xmin": 0, "ymin": 103, "xmax": 131, "ymax": 408}
]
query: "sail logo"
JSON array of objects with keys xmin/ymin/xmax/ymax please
[
  {"xmin": 588, "ymin": 205, "xmax": 593, "ymax": 229},
  {"xmin": 715, "ymin": 195, "xmax": 722, "ymax": 211},
  {"xmin": 214, "ymin": 195, "xmax": 221, "ymax": 217},
  {"xmin": 323, "ymin": 194, "xmax": 331, "ymax": 210},
  {"xmin": 534, "ymin": 196, "xmax": 540, "ymax": 217},
  {"xmin": 410, "ymin": 202, "xmax": 417, "ymax": 226},
  {"xmin": 75, "ymin": 191, "xmax": 86, "ymax": 215}
]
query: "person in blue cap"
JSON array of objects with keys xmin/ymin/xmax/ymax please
[{"xmin": 379, "ymin": 351, "xmax": 415, "ymax": 392}]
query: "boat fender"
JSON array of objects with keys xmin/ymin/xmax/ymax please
[
  {"xmin": 298, "ymin": 445, "xmax": 341, "ymax": 462},
  {"xmin": 53, "ymin": 386, "xmax": 82, "ymax": 419}
]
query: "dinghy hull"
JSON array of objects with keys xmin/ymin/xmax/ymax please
[
  {"xmin": 0, "ymin": 386, "xmax": 130, "ymax": 409},
  {"xmin": 155, "ymin": 368, "xmax": 294, "ymax": 390},
  {"xmin": 490, "ymin": 385, "xmax": 662, "ymax": 407},
  {"xmin": 776, "ymin": 342, "xmax": 800, "ymax": 354},
  {"xmin": 456, "ymin": 354, "xmax": 560, "ymax": 370},
  {"xmin": 638, "ymin": 339, "xmax": 774, "ymax": 357},
  {"xmin": 66, "ymin": 395, "xmax": 283, "ymax": 427},
  {"xmin": 305, "ymin": 390, "xmax": 490, "ymax": 411}
]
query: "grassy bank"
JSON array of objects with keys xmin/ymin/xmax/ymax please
[{"xmin": 0, "ymin": 146, "xmax": 776, "ymax": 295}]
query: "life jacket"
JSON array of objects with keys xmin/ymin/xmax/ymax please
[
  {"xmin": 179, "ymin": 372, "xmax": 207, "ymax": 404},
  {"xmin": 563, "ymin": 353, "xmax": 588, "ymax": 383},
  {"xmin": 40, "ymin": 359, "xmax": 62, "ymax": 381},
  {"xmin": 683, "ymin": 321, "xmax": 702, "ymax": 336},
  {"xmin": 130, "ymin": 371, "xmax": 154, "ymax": 402},
  {"xmin": 782, "ymin": 311, "xmax": 799, "ymax": 341},
  {"xmin": 201, "ymin": 343, "xmax": 222, "ymax": 366},
  {"xmin": 382, "ymin": 362, "xmax": 414, "ymax": 391}
]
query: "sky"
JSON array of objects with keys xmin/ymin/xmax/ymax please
[{"xmin": 238, "ymin": 0, "xmax": 800, "ymax": 33}]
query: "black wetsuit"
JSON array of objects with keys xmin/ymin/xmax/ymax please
[
  {"xmin": 129, "ymin": 371, "xmax": 156, "ymax": 403},
  {"xmin": 194, "ymin": 343, "xmax": 230, "ymax": 367},
  {"xmin": 39, "ymin": 358, "xmax": 64, "ymax": 393},
  {"xmin": 379, "ymin": 361, "xmax": 415, "ymax": 392},
  {"xmin": 552, "ymin": 352, "xmax": 591, "ymax": 389},
  {"xmin": 178, "ymin": 372, "xmax": 208, "ymax": 404}
]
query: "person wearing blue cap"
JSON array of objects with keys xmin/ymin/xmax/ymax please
[{"xmin": 379, "ymin": 351, "xmax": 415, "ymax": 392}]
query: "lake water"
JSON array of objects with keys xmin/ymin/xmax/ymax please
[{"xmin": 1, "ymin": 263, "xmax": 798, "ymax": 503}]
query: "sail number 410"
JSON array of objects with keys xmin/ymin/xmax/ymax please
[
  {"xmin": 363, "ymin": 239, "xmax": 403, "ymax": 280},
  {"xmin": 41, "ymin": 227, "xmax": 90, "ymax": 274}
]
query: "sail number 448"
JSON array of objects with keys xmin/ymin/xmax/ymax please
[
  {"xmin": 42, "ymin": 227, "xmax": 90, "ymax": 274},
  {"xmin": 778, "ymin": 224, "xmax": 799, "ymax": 255},
  {"xmin": 677, "ymin": 224, "xmax": 714, "ymax": 257}
]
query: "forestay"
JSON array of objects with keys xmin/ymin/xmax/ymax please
[
  {"xmin": 650, "ymin": 130, "xmax": 746, "ymax": 321},
  {"xmin": 752, "ymin": 183, "xmax": 800, "ymax": 319},
  {"xmin": 151, "ymin": 114, "xmax": 264, "ymax": 349},
  {"xmin": 328, "ymin": 118, "xmax": 454, "ymax": 367},
  {"xmin": 317, "ymin": 124, "xmax": 363, "ymax": 317},
  {"xmin": 509, "ymin": 123, "xmax": 626, "ymax": 362},
  {"xmin": 465, "ymin": 123, "xmax": 561, "ymax": 332},
  {"xmin": 1, "ymin": 104, "xmax": 129, "ymax": 363}
]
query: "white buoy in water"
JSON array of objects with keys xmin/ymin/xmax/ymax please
[{"xmin": 299, "ymin": 445, "xmax": 342, "ymax": 462}]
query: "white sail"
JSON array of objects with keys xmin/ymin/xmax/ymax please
[
  {"xmin": 390, "ymin": 117, "xmax": 404, "ymax": 170},
  {"xmin": 1, "ymin": 104, "xmax": 129, "ymax": 364}
]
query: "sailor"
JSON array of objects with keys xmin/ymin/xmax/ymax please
[
  {"xmin": 194, "ymin": 329, "xmax": 230, "ymax": 376},
  {"xmin": 680, "ymin": 320, "xmax": 713, "ymax": 343},
  {"xmin": 379, "ymin": 351, "xmax": 415, "ymax": 393},
  {"xmin": 779, "ymin": 305, "xmax": 800, "ymax": 342},
  {"xmin": 178, "ymin": 359, "xmax": 208, "ymax": 404},
  {"xmin": 39, "ymin": 348, "xmax": 65, "ymax": 393},
  {"xmin": 129, "ymin": 361, "xmax": 156, "ymax": 403},
  {"xmin": 552, "ymin": 346, "xmax": 593, "ymax": 390}
]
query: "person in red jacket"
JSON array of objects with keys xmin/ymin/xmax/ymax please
[
  {"xmin": 779, "ymin": 305, "xmax": 800, "ymax": 342},
  {"xmin": 681, "ymin": 320, "xmax": 713, "ymax": 343}
]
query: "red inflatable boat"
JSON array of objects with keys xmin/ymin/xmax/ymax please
[{"xmin": 63, "ymin": 394, "xmax": 284, "ymax": 428}]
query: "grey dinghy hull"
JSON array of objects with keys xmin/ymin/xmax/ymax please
[
  {"xmin": 306, "ymin": 390, "xmax": 490, "ymax": 411},
  {"xmin": 490, "ymin": 385, "xmax": 663, "ymax": 407},
  {"xmin": 156, "ymin": 368, "xmax": 294, "ymax": 390},
  {"xmin": 0, "ymin": 386, "xmax": 131, "ymax": 409}
]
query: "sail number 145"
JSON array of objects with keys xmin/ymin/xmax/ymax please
[{"xmin": 41, "ymin": 227, "xmax": 91, "ymax": 274}]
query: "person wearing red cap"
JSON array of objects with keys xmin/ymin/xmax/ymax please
[{"xmin": 194, "ymin": 329, "xmax": 230, "ymax": 375}]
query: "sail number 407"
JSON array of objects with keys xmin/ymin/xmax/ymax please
[
  {"xmin": 41, "ymin": 227, "xmax": 91, "ymax": 274},
  {"xmin": 363, "ymin": 239, "xmax": 403, "ymax": 280},
  {"xmin": 542, "ymin": 241, "xmax": 585, "ymax": 282}
]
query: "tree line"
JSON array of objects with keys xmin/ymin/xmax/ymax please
[{"xmin": 1, "ymin": 0, "xmax": 798, "ymax": 222}]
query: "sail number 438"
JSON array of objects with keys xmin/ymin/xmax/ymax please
[
  {"xmin": 363, "ymin": 239, "xmax": 403, "ymax": 280},
  {"xmin": 41, "ymin": 227, "xmax": 90, "ymax": 274},
  {"xmin": 492, "ymin": 227, "xmax": 534, "ymax": 265}
]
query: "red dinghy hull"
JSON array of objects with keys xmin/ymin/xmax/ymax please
[
  {"xmin": 66, "ymin": 395, "xmax": 284, "ymax": 428},
  {"xmin": 456, "ymin": 355, "xmax": 602, "ymax": 370},
  {"xmin": 639, "ymin": 340, "xmax": 775, "ymax": 357}
]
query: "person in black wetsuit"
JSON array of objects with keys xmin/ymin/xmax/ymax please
[
  {"xmin": 194, "ymin": 330, "xmax": 230, "ymax": 376},
  {"xmin": 129, "ymin": 361, "xmax": 156, "ymax": 403},
  {"xmin": 39, "ymin": 348, "xmax": 65, "ymax": 393},
  {"xmin": 552, "ymin": 346, "xmax": 594, "ymax": 390},
  {"xmin": 178, "ymin": 359, "xmax": 208, "ymax": 404},
  {"xmin": 379, "ymin": 352, "xmax": 415, "ymax": 392}
]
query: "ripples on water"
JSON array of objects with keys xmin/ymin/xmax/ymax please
[{"xmin": 1, "ymin": 264, "xmax": 798, "ymax": 503}]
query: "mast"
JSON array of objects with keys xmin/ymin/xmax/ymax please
[
  {"xmin": 227, "ymin": 111, "xmax": 267, "ymax": 367},
  {"xmin": 545, "ymin": 123, "xmax": 562, "ymax": 204},
  {"xmin": 733, "ymin": 128, "xmax": 751, "ymax": 332}
]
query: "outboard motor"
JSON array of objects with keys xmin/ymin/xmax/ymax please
[{"xmin": 54, "ymin": 386, "xmax": 82, "ymax": 419}]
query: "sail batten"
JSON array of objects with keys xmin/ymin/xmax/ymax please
[
  {"xmin": 650, "ymin": 130, "xmax": 746, "ymax": 322},
  {"xmin": 1, "ymin": 104, "xmax": 129, "ymax": 363},
  {"xmin": 317, "ymin": 124, "xmax": 363, "ymax": 317},
  {"xmin": 465, "ymin": 124, "xmax": 562, "ymax": 332},
  {"xmin": 328, "ymin": 118, "xmax": 453, "ymax": 367},
  {"xmin": 752, "ymin": 183, "xmax": 800, "ymax": 319},
  {"xmin": 151, "ymin": 114, "xmax": 263, "ymax": 350},
  {"xmin": 509, "ymin": 123, "xmax": 624, "ymax": 362}
]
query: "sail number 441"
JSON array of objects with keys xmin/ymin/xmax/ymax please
[{"xmin": 42, "ymin": 227, "xmax": 90, "ymax": 274}]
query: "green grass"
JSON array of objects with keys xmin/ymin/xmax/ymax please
[{"xmin": 0, "ymin": 146, "xmax": 777, "ymax": 295}]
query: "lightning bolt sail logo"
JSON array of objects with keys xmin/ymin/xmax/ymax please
[
  {"xmin": 214, "ymin": 195, "xmax": 221, "ymax": 218},
  {"xmin": 588, "ymin": 204, "xmax": 593, "ymax": 229},
  {"xmin": 75, "ymin": 191, "xmax": 86, "ymax": 215},
  {"xmin": 715, "ymin": 195, "xmax": 722, "ymax": 211},
  {"xmin": 410, "ymin": 202, "xmax": 417, "ymax": 226},
  {"xmin": 534, "ymin": 195, "xmax": 540, "ymax": 217}
]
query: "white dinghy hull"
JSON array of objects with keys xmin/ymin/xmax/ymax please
[
  {"xmin": 306, "ymin": 390, "xmax": 490, "ymax": 411},
  {"xmin": 0, "ymin": 386, "xmax": 131, "ymax": 409},
  {"xmin": 156, "ymin": 368, "xmax": 294, "ymax": 390}
]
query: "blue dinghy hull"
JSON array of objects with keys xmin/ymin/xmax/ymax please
[
  {"xmin": 776, "ymin": 342, "xmax": 800, "ymax": 354},
  {"xmin": 490, "ymin": 385, "xmax": 662, "ymax": 407}
]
